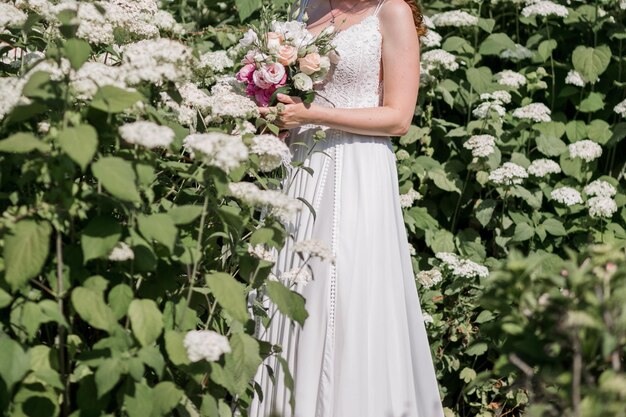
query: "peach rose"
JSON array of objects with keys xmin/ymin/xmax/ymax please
[
  {"xmin": 266, "ymin": 32, "xmax": 284, "ymax": 52},
  {"xmin": 298, "ymin": 53, "xmax": 321, "ymax": 75},
  {"xmin": 277, "ymin": 45, "xmax": 298, "ymax": 66}
]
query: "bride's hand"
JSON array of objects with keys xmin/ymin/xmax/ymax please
[{"xmin": 258, "ymin": 94, "xmax": 313, "ymax": 129}]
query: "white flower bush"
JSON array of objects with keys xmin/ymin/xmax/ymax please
[
  {"xmin": 551, "ymin": 187, "xmax": 583, "ymax": 206},
  {"xmin": 512, "ymin": 102, "xmax": 552, "ymax": 122},
  {"xmin": 119, "ymin": 121, "xmax": 175, "ymax": 149},
  {"xmin": 488, "ymin": 162, "xmax": 528, "ymax": 185},
  {"xmin": 183, "ymin": 330, "xmax": 232, "ymax": 362},
  {"xmin": 568, "ymin": 140, "xmax": 602, "ymax": 162}
]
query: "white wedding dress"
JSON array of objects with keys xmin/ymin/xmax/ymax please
[{"xmin": 249, "ymin": 2, "xmax": 444, "ymax": 417}]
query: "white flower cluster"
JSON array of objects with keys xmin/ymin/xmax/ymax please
[
  {"xmin": 183, "ymin": 133, "xmax": 249, "ymax": 172},
  {"xmin": 495, "ymin": 70, "xmax": 527, "ymax": 88},
  {"xmin": 435, "ymin": 252, "xmax": 489, "ymax": 279},
  {"xmin": 204, "ymin": 82, "xmax": 260, "ymax": 123},
  {"xmin": 472, "ymin": 101, "xmax": 507, "ymax": 120},
  {"xmin": 488, "ymin": 162, "xmax": 528, "ymax": 185},
  {"xmin": 614, "ymin": 98, "xmax": 626, "ymax": 118},
  {"xmin": 527, "ymin": 158, "xmax": 561, "ymax": 177},
  {"xmin": 247, "ymin": 244, "xmax": 277, "ymax": 262},
  {"xmin": 565, "ymin": 70, "xmax": 585, "ymax": 87},
  {"xmin": 399, "ymin": 188, "xmax": 422, "ymax": 208},
  {"xmin": 421, "ymin": 49, "xmax": 459, "ymax": 72},
  {"xmin": 421, "ymin": 30, "xmax": 442, "ymax": 48},
  {"xmin": 550, "ymin": 187, "xmax": 583, "ymax": 206},
  {"xmin": 160, "ymin": 82, "xmax": 211, "ymax": 128},
  {"xmin": 621, "ymin": 0, "xmax": 626, "ymax": 10},
  {"xmin": 70, "ymin": 62, "xmax": 128, "ymax": 100},
  {"xmin": 183, "ymin": 330, "xmax": 231, "ymax": 362},
  {"xmin": 583, "ymin": 180, "xmax": 616, "ymax": 198},
  {"xmin": 422, "ymin": 313, "xmax": 434, "ymax": 324},
  {"xmin": 0, "ymin": 3, "xmax": 27, "ymax": 31},
  {"xmin": 122, "ymin": 39, "xmax": 193, "ymax": 85},
  {"xmin": 27, "ymin": 58, "xmax": 72, "ymax": 81},
  {"xmin": 292, "ymin": 239, "xmax": 335, "ymax": 264},
  {"xmin": 587, "ymin": 196, "xmax": 617, "ymax": 218},
  {"xmin": 481, "ymin": 91, "xmax": 512, "ymax": 104},
  {"xmin": 119, "ymin": 121, "xmax": 175, "ymax": 149},
  {"xmin": 270, "ymin": 20, "xmax": 315, "ymax": 47},
  {"xmin": 280, "ymin": 266, "xmax": 313, "ymax": 286},
  {"xmin": 521, "ymin": 1, "xmax": 569, "ymax": 18},
  {"xmin": 416, "ymin": 269, "xmax": 443, "ymax": 288},
  {"xmin": 512, "ymin": 102, "xmax": 552, "ymax": 122},
  {"xmin": 464, "ymin": 134, "xmax": 497, "ymax": 158},
  {"xmin": 228, "ymin": 182, "xmax": 302, "ymax": 223},
  {"xmin": 430, "ymin": 10, "xmax": 479, "ymax": 27},
  {"xmin": 108, "ymin": 242, "xmax": 134, "ymax": 261},
  {"xmin": 196, "ymin": 50, "xmax": 235, "ymax": 73},
  {"xmin": 568, "ymin": 140, "xmax": 602, "ymax": 162},
  {"xmin": 249, "ymin": 134, "xmax": 292, "ymax": 172},
  {"xmin": 500, "ymin": 44, "xmax": 532, "ymax": 61},
  {"xmin": 0, "ymin": 77, "xmax": 28, "ymax": 121}
]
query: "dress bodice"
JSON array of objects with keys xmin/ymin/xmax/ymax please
[{"xmin": 312, "ymin": 14, "xmax": 383, "ymax": 110}]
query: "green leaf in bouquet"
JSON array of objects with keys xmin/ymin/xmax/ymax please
[
  {"xmin": 57, "ymin": 124, "xmax": 99, "ymax": 170},
  {"xmin": 4, "ymin": 219, "xmax": 51, "ymax": 291},
  {"xmin": 0, "ymin": 132, "xmax": 50, "ymax": 154}
]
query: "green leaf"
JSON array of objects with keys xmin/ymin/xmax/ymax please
[
  {"xmin": 71, "ymin": 287, "xmax": 118, "ymax": 332},
  {"xmin": 543, "ymin": 218, "xmax": 567, "ymax": 236},
  {"xmin": 164, "ymin": 331, "xmax": 190, "ymax": 366},
  {"xmin": 92, "ymin": 156, "xmax": 141, "ymax": 202},
  {"xmin": 536, "ymin": 135, "xmax": 567, "ymax": 157},
  {"xmin": 460, "ymin": 367, "xmax": 477, "ymax": 383},
  {"xmin": 465, "ymin": 343, "xmax": 488, "ymax": 356},
  {"xmin": 0, "ymin": 132, "xmax": 50, "ymax": 154},
  {"xmin": 477, "ymin": 17, "xmax": 495, "ymax": 33},
  {"xmin": 234, "ymin": 0, "xmax": 263, "ymax": 21},
  {"xmin": 81, "ymin": 216, "xmax": 122, "ymax": 263},
  {"xmin": 91, "ymin": 85, "xmax": 144, "ymax": 113},
  {"xmin": 206, "ymin": 273, "xmax": 250, "ymax": 324},
  {"xmin": 151, "ymin": 382, "xmax": 183, "ymax": 417},
  {"xmin": 577, "ymin": 92, "xmax": 605, "ymax": 113},
  {"xmin": 125, "ymin": 383, "xmax": 154, "ymax": 417},
  {"xmin": 266, "ymin": 281, "xmax": 308, "ymax": 326},
  {"xmin": 128, "ymin": 299, "xmax": 164, "ymax": 346},
  {"xmin": 95, "ymin": 358, "xmax": 122, "ymax": 397},
  {"xmin": 63, "ymin": 38, "xmax": 92, "ymax": 70},
  {"xmin": 475, "ymin": 310, "xmax": 495, "ymax": 323},
  {"xmin": 137, "ymin": 214, "xmax": 178, "ymax": 252},
  {"xmin": 4, "ymin": 220, "xmax": 51, "ymax": 291},
  {"xmin": 108, "ymin": 284, "xmax": 134, "ymax": 320},
  {"xmin": 466, "ymin": 67, "xmax": 493, "ymax": 94},
  {"xmin": 537, "ymin": 39, "xmax": 557, "ymax": 62},
  {"xmin": 512, "ymin": 223, "xmax": 534, "ymax": 242},
  {"xmin": 475, "ymin": 199, "xmax": 496, "ymax": 227},
  {"xmin": 587, "ymin": 119, "xmax": 612, "ymax": 145},
  {"xmin": 478, "ymin": 33, "xmax": 516, "ymax": 55},
  {"xmin": 0, "ymin": 288, "xmax": 11, "ymax": 308},
  {"xmin": 0, "ymin": 336, "xmax": 30, "ymax": 390},
  {"xmin": 137, "ymin": 346, "xmax": 165, "ymax": 378},
  {"xmin": 57, "ymin": 125, "xmax": 99, "ymax": 170},
  {"xmin": 572, "ymin": 45, "xmax": 612, "ymax": 83},
  {"xmin": 211, "ymin": 333, "xmax": 261, "ymax": 396},
  {"xmin": 428, "ymin": 168, "xmax": 461, "ymax": 193},
  {"xmin": 565, "ymin": 120, "xmax": 587, "ymax": 142}
]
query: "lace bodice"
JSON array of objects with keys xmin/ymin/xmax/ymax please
[{"xmin": 313, "ymin": 14, "xmax": 383, "ymax": 110}]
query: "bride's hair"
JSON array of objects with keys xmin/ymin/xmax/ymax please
[{"xmin": 403, "ymin": 0, "xmax": 427, "ymax": 37}]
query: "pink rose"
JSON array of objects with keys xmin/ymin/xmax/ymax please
[
  {"xmin": 277, "ymin": 45, "xmax": 298, "ymax": 66},
  {"xmin": 236, "ymin": 63, "xmax": 256, "ymax": 83},
  {"xmin": 298, "ymin": 52, "xmax": 321, "ymax": 75},
  {"xmin": 266, "ymin": 32, "xmax": 284, "ymax": 51},
  {"xmin": 255, "ymin": 86, "xmax": 276, "ymax": 107},
  {"xmin": 253, "ymin": 62, "xmax": 286, "ymax": 89},
  {"xmin": 241, "ymin": 49, "xmax": 257, "ymax": 65}
]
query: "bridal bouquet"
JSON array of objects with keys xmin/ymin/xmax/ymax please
[{"xmin": 235, "ymin": 12, "xmax": 339, "ymax": 106}]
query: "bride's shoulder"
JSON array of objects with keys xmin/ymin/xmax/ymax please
[{"xmin": 377, "ymin": 0, "xmax": 414, "ymax": 25}]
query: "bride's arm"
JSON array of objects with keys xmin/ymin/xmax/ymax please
[{"xmin": 262, "ymin": 0, "xmax": 420, "ymax": 137}]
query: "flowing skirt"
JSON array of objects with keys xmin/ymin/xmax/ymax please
[{"xmin": 249, "ymin": 127, "xmax": 444, "ymax": 417}]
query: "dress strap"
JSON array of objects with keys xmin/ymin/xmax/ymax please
[{"xmin": 373, "ymin": 0, "xmax": 386, "ymax": 16}]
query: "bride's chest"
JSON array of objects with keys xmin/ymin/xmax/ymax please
[{"xmin": 331, "ymin": 16, "xmax": 382, "ymax": 74}]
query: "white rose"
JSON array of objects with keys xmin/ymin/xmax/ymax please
[
  {"xmin": 239, "ymin": 29, "xmax": 258, "ymax": 47},
  {"xmin": 293, "ymin": 72, "xmax": 313, "ymax": 91},
  {"xmin": 319, "ymin": 55, "xmax": 331, "ymax": 71}
]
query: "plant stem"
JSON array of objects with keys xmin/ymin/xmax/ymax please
[
  {"xmin": 56, "ymin": 231, "xmax": 69, "ymax": 417},
  {"xmin": 451, "ymin": 170, "xmax": 471, "ymax": 233},
  {"xmin": 178, "ymin": 193, "xmax": 211, "ymax": 329}
]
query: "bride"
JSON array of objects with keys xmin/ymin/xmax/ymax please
[{"xmin": 250, "ymin": 0, "xmax": 444, "ymax": 416}]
